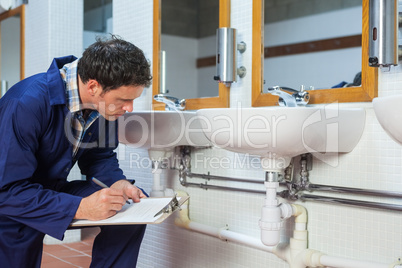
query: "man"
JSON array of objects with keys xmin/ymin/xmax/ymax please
[{"xmin": 0, "ymin": 36, "xmax": 152, "ymax": 267}]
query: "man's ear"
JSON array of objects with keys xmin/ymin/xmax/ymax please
[{"xmin": 87, "ymin": 79, "xmax": 101, "ymax": 96}]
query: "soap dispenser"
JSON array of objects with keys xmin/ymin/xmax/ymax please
[
  {"xmin": 368, "ymin": 0, "xmax": 399, "ymax": 68},
  {"xmin": 214, "ymin": 27, "xmax": 246, "ymax": 86}
]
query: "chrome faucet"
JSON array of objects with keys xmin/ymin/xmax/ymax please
[
  {"xmin": 266, "ymin": 86, "xmax": 311, "ymax": 107},
  {"xmin": 153, "ymin": 94, "xmax": 186, "ymax": 111}
]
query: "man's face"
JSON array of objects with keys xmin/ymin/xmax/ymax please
[{"xmin": 95, "ymin": 85, "xmax": 144, "ymax": 121}]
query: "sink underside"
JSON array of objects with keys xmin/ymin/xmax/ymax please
[{"xmin": 118, "ymin": 111, "xmax": 211, "ymax": 151}]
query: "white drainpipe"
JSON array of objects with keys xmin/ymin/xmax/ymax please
[
  {"xmin": 174, "ymin": 195, "xmax": 276, "ymax": 253},
  {"xmin": 150, "ymin": 163, "xmax": 165, "ymax": 197},
  {"xmin": 273, "ymin": 204, "xmax": 325, "ymax": 268},
  {"xmin": 174, "ymin": 191, "xmax": 397, "ymax": 268},
  {"xmin": 259, "ymin": 180, "xmax": 294, "ymax": 246},
  {"xmin": 149, "ymin": 150, "xmax": 175, "ymax": 197}
]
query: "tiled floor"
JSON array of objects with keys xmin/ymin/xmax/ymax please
[{"xmin": 41, "ymin": 227, "xmax": 100, "ymax": 268}]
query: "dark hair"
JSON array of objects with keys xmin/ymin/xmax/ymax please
[{"xmin": 77, "ymin": 35, "xmax": 152, "ymax": 93}]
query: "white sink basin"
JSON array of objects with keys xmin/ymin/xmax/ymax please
[
  {"xmin": 197, "ymin": 106, "xmax": 365, "ymax": 171},
  {"xmin": 373, "ymin": 95, "xmax": 402, "ymax": 145},
  {"xmin": 118, "ymin": 111, "xmax": 211, "ymax": 151}
]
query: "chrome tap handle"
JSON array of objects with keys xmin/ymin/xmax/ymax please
[
  {"xmin": 266, "ymin": 86, "xmax": 297, "ymax": 107},
  {"xmin": 278, "ymin": 86, "xmax": 300, "ymax": 94},
  {"xmin": 266, "ymin": 86, "xmax": 310, "ymax": 107},
  {"xmin": 293, "ymin": 86, "xmax": 310, "ymax": 106},
  {"xmin": 153, "ymin": 94, "xmax": 186, "ymax": 111}
]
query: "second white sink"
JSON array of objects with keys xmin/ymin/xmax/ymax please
[
  {"xmin": 373, "ymin": 95, "xmax": 402, "ymax": 145},
  {"xmin": 197, "ymin": 106, "xmax": 365, "ymax": 171}
]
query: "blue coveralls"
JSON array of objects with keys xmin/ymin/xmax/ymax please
[{"xmin": 0, "ymin": 56, "xmax": 146, "ymax": 267}]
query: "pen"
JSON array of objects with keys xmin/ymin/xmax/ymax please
[{"xmin": 92, "ymin": 177, "xmax": 130, "ymax": 205}]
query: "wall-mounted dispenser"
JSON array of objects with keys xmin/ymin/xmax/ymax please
[
  {"xmin": 368, "ymin": 0, "xmax": 399, "ymax": 68},
  {"xmin": 214, "ymin": 27, "xmax": 246, "ymax": 86}
]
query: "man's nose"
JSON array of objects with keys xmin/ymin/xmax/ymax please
[{"xmin": 123, "ymin": 101, "xmax": 134, "ymax": 112}]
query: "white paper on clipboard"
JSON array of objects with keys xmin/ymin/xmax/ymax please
[{"xmin": 70, "ymin": 196, "xmax": 188, "ymax": 227}]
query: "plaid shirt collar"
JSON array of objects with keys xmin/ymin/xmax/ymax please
[
  {"xmin": 60, "ymin": 59, "xmax": 100, "ymax": 157},
  {"xmin": 59, "ymin": 59, "xmax": 100, "ymax": 121}
]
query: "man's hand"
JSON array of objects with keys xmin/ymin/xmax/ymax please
[
  {"xmin": 74, "ymin": 179, "xmax": 146, "ymax": 221},
  {"xmin": 110, "ymin": 179, "xmax": 146, "ymax": 204},
  {"xmin": 74, "ymin": 188, "xmax": 127, "ymax": 220}
]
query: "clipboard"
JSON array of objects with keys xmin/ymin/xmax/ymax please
[{"xmin": 70, "ymin": 196, "xmax": 189, "ymax": 227}]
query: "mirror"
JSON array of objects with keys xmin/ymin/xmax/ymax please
[
  {"xmin": 0, "ymin": 5, "xmax": 25, "ymax": 91},
  {"xmin": 83, "ymin": 0, "xmax": 113, "ymax": 49},
  {"xmin": 264, "ymin": 1, "xmax": 362, "ymax": 90},
  {"xmin": 153, "ymin": 0, "xmax": 231, "ymax": 110},
  {"xmin": 252, "ymin": 0, "xmax": 378, "ymax": 106},
  {"xmin": 160, "ymin": 0, "xmax": 219, "ymax": 99}
]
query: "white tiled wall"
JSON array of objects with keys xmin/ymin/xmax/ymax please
[
  {"xmin": 229, "ymin": 0, "xmax": 253, "ymax": 107},
  {"xmin": 25, "ymin": 0, "xmax": 84, "ymax": 245},
  {"xmin": 113, "ymin": 0, "xmax": 154, "ymax": 111},
  {"xmin": 115, "ymin": 1, "xmax": 402, "ymax": 267},
  {"xmin": 25, "ymin": 0, "xmax": 83, "ymax": 78},
  {"xmin": 23, "ymin": 0, "xmax": 402, "ymax": 266}
]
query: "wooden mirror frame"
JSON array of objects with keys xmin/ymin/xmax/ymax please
[
  {"xmin": 252, "ymin": 0, "xmax": 378, "ymax": 107},
  {"xmin": 0, "ymin": 5, "xmax": 25, "ymax": 80},
  {"xmin": 152, "ymin": 0, "xmax": 231, "ymax": 110}
]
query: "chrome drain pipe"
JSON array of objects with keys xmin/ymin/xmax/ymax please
[
  {"xmin": 178, "ymin": 148, "xmax": 402, "ymax": 212},
  {"xmin": 183, "ymin": 170, "xmax": 402, "ymax": 200},
  {"xmin": 308, "ymin": 184, "xmax": 402, "ymax": 199},
  {"xmin": 182, "ymin": 181, "xmax": 402, "ymax": 212},
  {"xmin": 182, "ymin": 182, "xmax": 265, "ymax": 195},
  {"xmin": 185, "ymin": 171, "xmax": 263, "ymax": 184},
  {"xmin": 300, "ymin": 194, "xmax": 402, "ymax": 212}
]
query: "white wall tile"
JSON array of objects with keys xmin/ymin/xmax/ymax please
[
  {"xmin": 25, "ymin": 0, "xmax": 83, "ymax": 245},
  {"xmin": 25, "ymin": 0, "xmax": 82, "ymax": 77},
  {"xmin": 25, "ymin": 0, "xmax": 50, "ymax": 77},
  {"xmin": 113, "ymin": 0, "xmax": 153, "ymax": 111},
  {"xmin": 229, "ymin": 0, "xmax": 253, "ymax": 107}
]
